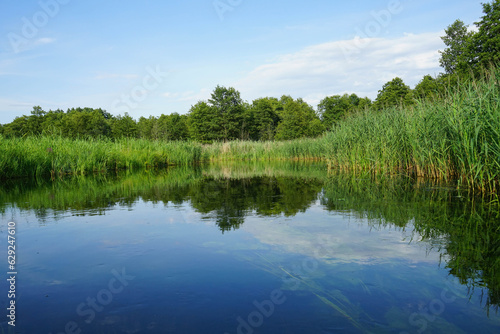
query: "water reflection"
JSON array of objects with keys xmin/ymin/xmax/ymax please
[{"xmin": 1, "ymin": 162, "xmax": 499, "ymax": 332}]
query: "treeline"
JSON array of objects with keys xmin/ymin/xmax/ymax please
[
  {"xmin": 1, "ymin": 0, "xmax": 498, "ymax": 142},
  {"xmin": 0, "ymin": 75, "xmax": 458, "ymax": 142}
]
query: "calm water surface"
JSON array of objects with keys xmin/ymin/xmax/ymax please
[{"xmin": 0, "ymin": 162, "xmax": 499, "ymax": 333}]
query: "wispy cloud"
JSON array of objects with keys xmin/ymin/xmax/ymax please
[
  {"xmin": 162, "ymin": 88, "xmax": 211, "ymax": 104},
  {"xmin": 94, "ymin": 73, "xmax": 140, "ymax": 80},
  {"xmin": 235, "ymin": 31, "xmax": 445, "ymax": 107},
  {"xmin": 0, "ymin": 98, "xmax": 33, "ymax": 108},
  {"xmin": 34, "ymin": 37, "xmax": 56, "ymax": 46},
  {"xmin": 5, "ymin": 37, "xmax": 57, "ymax": 54}
]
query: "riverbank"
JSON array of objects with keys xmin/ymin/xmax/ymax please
[
  {"xmin": 0, "ymin": 135, "xmax": 325, "ymax": 179},
  {"xmin": 1, "ymin": 69, "xmax": 499, "ymax": 193}
]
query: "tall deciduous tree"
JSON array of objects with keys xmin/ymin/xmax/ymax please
[
  {"xmin": 439, "ymin": 20, "xmax": 475, "ymax": 74},
  {"xmin": 474, "ymin": 0, "xmax": 500, "ymax": 69},
  {"xmin": 137, "ymin": 116, "xmax": 157, "ymax": 139},
  {"xmin": 188, "ymin": 101, "xmax": 220, "ymax": 143},
  {"xmin": 374, "ymin": 77, "xmax": 414, "ymax": 110},
  {"xmin": 208, "ymin": 85, "xmax": 246, "ymax": 141},
  {"xmin": 275, "ymin": 96, "xmax": 324, "ymax": 140},
  {"xmin": 439, "ymin": 1, "xmax": 500, "ymax": 75},
  {"xmin": 247, "ymin": 97, "xmax": 281, "ymax": 141},
  {"xmin": 318, "ymin": 94, "xmax": 355, "ymax": 130}
]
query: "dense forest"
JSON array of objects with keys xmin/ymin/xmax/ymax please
[{"xmin": 1, "ymin": 0, "xmax": 499, "ymax": 143}]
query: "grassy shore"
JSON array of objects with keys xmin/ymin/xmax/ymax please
[
  {"xmin": 0, "ymin": 135, "xmax": 326, "ymax": 179},
  {"xmin": 1, "ymin": 69, "xmax": 499, "ymax": 192}
]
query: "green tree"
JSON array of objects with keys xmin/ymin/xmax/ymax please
[
  {"xmin": 2, "ymin": 116, "xmax": 28, "ymax": 137},
  {"xmin": 109, "ymin": 113, "xmax": 137, "ymax": 138},
  {"xmin": 61, "ymin": 108, "xmax": 111, "ymax": 138},
  {"xmin": 374, "ymin": 77, "xmax": 414, "ymax": 110},
  {"xmin": 188, "ymin": 86, "xmax": 246, "ymax": 142},
  {"xmin": 40, "ymin": 109, "xmax": 65, "ymax": 135},
  {"xmin": 247, "ymin": 97, "xmax": 281, "ymax": 140},
  {"xmin": 357, "ymin": 97, "xmax": 372, "ymax": 110},
  {"xmin": 439, "ymin": 20, "xmax": 475, "ymax": 75},
  {"xmin": 413, "ymin": 75, "xmax": 446, "ymax": 100},
  {"xmin": 474, "ymin": 0, "xmax": 500, "ymax": 69},
  {"xmin": 318, "ymin": 94, "xmax": 354, "ymax": 130},
  {"xmin": 158, "ymin": 113, "xmax": 189, "ymax": 141},
  {"xmin": 438, "ymin": 1, "xmax": 500, "ymax": 75},
  {"xmin": 187, "ymin": 101, "xmax": 220, "ymax": 142},
  {"xmin": 208, "ymin": 85, "xmax": 246, "ymax": 141},
  {"xmin": 275, "ymin": 96, "xmax": 324, "ymax": 140},
  {"xmin": 137, "ymin": 116, "xmax": 157, "ymax": 139}
]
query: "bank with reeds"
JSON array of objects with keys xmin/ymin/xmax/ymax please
[
  {"xmin": 1, "ymin": 69, "xmax": 499, "ymax": 193},
  {"xmin": 324, "ymin": 69, "xmax": 500, "ymax": 193},
  {"xmin": 0, "ymin": 135, "xmax": 326, "ymax": 179}
]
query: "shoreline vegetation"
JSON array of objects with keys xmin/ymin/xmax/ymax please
[
  {"xmin": 1, "ymin": 1, "xmax": 499, "ymax": 194},
  {"xmin": 1, "ymin": 68, "xmax": 500, "ymax": 193}
]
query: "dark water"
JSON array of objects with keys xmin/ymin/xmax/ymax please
[{"xmin": 0, "ymin": 162, "xmax": 499, "ymax": 334}]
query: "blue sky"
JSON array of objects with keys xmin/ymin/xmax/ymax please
[{"xmin": 0, "ymin": 0, "xmax": 486, "ymax": 124}]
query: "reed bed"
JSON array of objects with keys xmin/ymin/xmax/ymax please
[
  {"xmin": 324, "ymin": 69, "xmax": 500, "ymax": 193},
  {"xmin": 0, "ymin": 136, "xmax": 326, "ymax": 178},
  {"xmin": 202, "ymin": 137, "xmax": 327, "ymax": 162},
  {"xmin": 0, "ymin": 136, "xmax": 204, "ymax": 178}
]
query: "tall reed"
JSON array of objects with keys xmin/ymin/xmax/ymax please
[
  {"xmin": 0, "ymin": 136, "xmax": 326, "ymax": 178},
  {"xmin": 324, "ymin": 68, "xmax": 500, "ymax": 193}
]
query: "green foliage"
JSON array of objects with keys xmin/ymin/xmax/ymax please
[
  {"xmin": 439, "ymin": 20, "xmax": 476, "ymax": 75},
  {"xmin": 439, "ymin": 1, "xmax": 500, "ymax": 75},
  {"xmin": 318, "ymin": 93, "xmax": 369, "ymax": 130},
  {"xmin": 275, "ymin": 96, "xmax": 324, "ymax": 140},
  {"xmin": 413, "ymin": 75, "xmax": 446, "ymax": 100},
  {"xmin": 208, "ymin": 85, "xmax": 246, "ymax": 141},
  {"xmin": 188, "ymin": 101, "xmax": 220, "ymax": 143},
  {"xmin": 246, "ymin": 97, "xmax": 281, "ymax": 140},
  {"xmin": 162, "ymin": 113, "xmax": 189, "ymax": 141},
  {"xmin": 187, "ymin": 86, "xmax": 247, "ymax": 142},
  {"xmin": 474, "ymin": 0, "xmax": 500, "ymax": 69},
  {"xmin": 137, "ymin": 113, "xmax": 189, "ymax": 141},
  {"xmin": 137, "ymin": 116, "xmax": 156, "ymax": 139},
  {"xmin": 374, "ymin": 77, "xmax": 414, "ymax": 110},
  {"xmin": 109, "ymin": 112, "xmax": 137, "ymax": 138}
]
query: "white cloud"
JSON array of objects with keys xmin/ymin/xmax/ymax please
[
  {"xmin": 235, "ymin": 31, "xmax": 445, "ymax": 107},
  {"xmin": 242, "ymin": 213, "xmax": 442, "ymax": 265},
  {"xmin": 34, "ymin": 37, "xmax": 56, "ymax": 46},
  {"xmin": 6, "ymin": 37, "xmax": 57, "ymax": 54}
]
